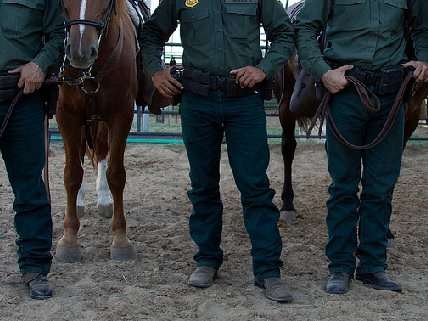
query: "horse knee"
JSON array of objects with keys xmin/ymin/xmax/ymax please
[
  {"xmin": 107, "ymin": 166, "xmax": 126, "ymax": 191},
  {"xmin": 64, "ymin": 164, "xmax": 84, "ymax": 193}
]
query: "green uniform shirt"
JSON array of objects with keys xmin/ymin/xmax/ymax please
[
  {"xmin": 0, "ymin": 0, "xmax": 64, "ymax": 74},
  {"xmin": 142, "ymin": 0, "xmax": 294, "ymax": 79},
  {"xmin": 295, "ymin": 0, "xmax": 428, "ymax": 80}
]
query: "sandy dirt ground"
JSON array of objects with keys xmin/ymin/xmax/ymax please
[{"xmin": 0, "ymin": 139, "xmax": 427, "ymax": 321}]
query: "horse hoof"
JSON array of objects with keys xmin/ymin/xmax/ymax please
[
  {"xmin": 110, "ymin": 244, "xmax": 136, "ymax": 261},
  {"xmin": 55, "ymin": 243, "xmax": 82, "ymax": 263},
  {"xmin": 280, "ymin": 210, "xmax": 298, "ymax": 225},
  {"xmin": 77, "ymin": 206, "xmax": 85, "ymax": 219},
  {"xmin": 98, "ymin": 203, "xmax": 113, "ymax": 219}
]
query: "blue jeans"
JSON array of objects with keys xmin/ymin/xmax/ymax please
[
  {"xmin": 180, "ymin": 91, "xmax": 282, "ymax": 280},
  {"xmin": 325, "ymin": 85, "xmax": 404, "ymax": 274},
  {"xmin": 0, "ymin": 93, "xmax": 52, "ymax": 275}
]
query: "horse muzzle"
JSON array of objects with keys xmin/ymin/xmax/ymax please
[{"xmin": 66, "ymin": 41, "xmax": 99, "ymax": 70}]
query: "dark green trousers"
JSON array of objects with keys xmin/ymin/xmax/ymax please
[
  {"xmin": 0, "ymin": 93, "xmax": 52, "ymax": 275},
  {"xmin": 326, "ymin": 85, "xmax": 404, "ymax": 274},
  {"xmin": 180, "ymin": 92, "xmax": 282, "ymax": 280}
]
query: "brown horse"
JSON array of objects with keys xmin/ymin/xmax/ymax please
[
  {"xmin": 275, "ymin": 3, "xmax": 428, "ymax": 225},
  {"xmin": 55, "ymin": 0, "xmax": 138, "ymax": 262}
]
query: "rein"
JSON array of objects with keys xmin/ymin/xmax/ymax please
[{"xmin": 307, "ymin": 69, "xmax": 415, "ymax": 150}]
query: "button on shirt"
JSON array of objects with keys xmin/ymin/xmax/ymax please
[
  {"xmin": 142, "ymin": 0, "xmax": 295, "ymax": 79},
  {"xmin": 295, "ymin": 0, "xmax": 428, "ymax": 79}
]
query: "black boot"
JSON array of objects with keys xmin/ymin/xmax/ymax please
[
  {"xmin": 23, "ymin": 273, "xmax": 53, "ymax": 300},
  {"xmin": 356, "ymin": 272, "xmax": 402, "ymax": 292},
  {"xmin": 325, "ymin": 272, "xmax": 352, "ymax": 294}
]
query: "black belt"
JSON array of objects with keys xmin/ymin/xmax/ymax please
[
  {"xmin": 326, "ymin": 62, "xmax": 406, "ymax": 95},
  {"xmin": 182, "ymin": 69, "xmax": 256, "ymax": 98},
  {"xmin": 346, "ymin": 66, "xmax": 404, "ymax": 86}
]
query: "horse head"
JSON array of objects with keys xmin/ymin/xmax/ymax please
[{"xmin": 62, "ymin": 0, "xmax": 117, "ymax": 69}]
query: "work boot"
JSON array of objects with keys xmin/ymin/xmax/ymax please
[
  {"xmin": 188, "ymin": 266, "xmax": 217, "ymax": 288},
  {"xmin": 356, "ymin": 272, "xmax": 402, "ymax": 292},
  {"xmin": 255, "ymin": 278, "xmax": 294, "ymax": 303},
  {"xmin": 23, "ymin": 273, "xmax": 53, "ymax": 300},
  {"xmin": 325, "ymin": 272, "xmax": 352, "ymax": 294}
]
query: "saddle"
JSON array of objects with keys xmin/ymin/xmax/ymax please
[{"xmin": 127, "ymin": 0, "xmax": 171, "ymax": 115}]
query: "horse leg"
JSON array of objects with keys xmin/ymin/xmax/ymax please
[
  {"xmin": 386, "ymin": 101, "xmax": 423, "ymax": 247},
  {"xmin": 95, "ymin": 123, "xmax": 113, "ymax": 218},
  {"xmin": 76, "ymin": 127, "xmax": 87, "ymax": 218},
  {"xmin": 56, "ymin": 115, "xmax": 84, "ymax": 263},
  {"xmin": 107, "ymin": 118, "xmax": 135, "ymax": 261},
  {"xmin": 279, "ymin": 106, "xmax": 298, "ymax": 224}
]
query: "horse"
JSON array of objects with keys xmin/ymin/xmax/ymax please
[
  {"xmin": 275, "ymin": 2, "xmax": 428, "ymax": 227},
  {"xmin": 55, "ymin": 0, "xmax": 140, "ymax": 262}
]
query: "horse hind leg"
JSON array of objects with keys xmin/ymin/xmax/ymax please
[
  {"xmin": 76, "ymin": 182, "xmax": 86, "ymax": 218},
  {"xmin": 76, "ymin": 128, "xmax": 87, "ymax": 218},
  {"xmin": 279, "ymin": 106, "xmax": 298, "ymax": 224},
  {"xmin": 96, "ymin": 159, "xmax": 113, "ymax": 218},
  {"xmin": 107, "ymin": 117, "xmax": 135, "ymax": 261},
  {"xmin": 93, "ymin": 122, "xmax": 113, "ymax": 218}
]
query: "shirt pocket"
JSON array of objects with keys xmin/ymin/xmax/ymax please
[
  {"xmin": 223, "ymin": 1, "xmax": 258, "ymax": 39},
  {"xmin": 0, "ymin": 0, "xmax": 44, "ymax": 37},
  {"xmin": 330, "ymin": 0, "xmax": 367, "ymax": 31},
  {"xmin": 180, "ymin": 7, "xmax": 210, "ymax": 46},
  {"xmin": 381, "ymin": 0, "xmax": 407, "ymax": 29}
]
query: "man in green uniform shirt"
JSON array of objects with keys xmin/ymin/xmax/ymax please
[
  {"xmin": 142, "ymin": 0, "xmax": 294, "ymax": 302},
  {"xmin": 0, "ymin": 0, "xmax": 64, "ymax": 299},
  {"xmin": 296, "ymin": 0, "xmax": 428, "ymax": 294}
]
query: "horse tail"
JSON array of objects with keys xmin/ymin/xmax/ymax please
[
  {"xmin": 85, "ymin": 121, "xmax": 109, "ymax": 169},
  {"xmin": 85, "ymin": 121, "xmax": 98, "ymax": 168}
]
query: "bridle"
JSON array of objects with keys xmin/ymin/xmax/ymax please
[
  {"xmin": 60, "ymin": 0, "xmax": 118, "ymax": 94},
  {"xmin": 64, "ymin": 0, "xmax": 117, "ymax": 34}
]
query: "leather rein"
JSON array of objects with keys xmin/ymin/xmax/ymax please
[{"xmin": 307, "ymin": 68, "xmax": 415, "ymax": 150}]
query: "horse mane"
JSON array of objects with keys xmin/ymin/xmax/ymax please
[
  {"xmin": 110, "ymin": 0, "xmax": 134, "ymax": 32},
  {"xmin": 115, "ymin": 0, "xmax": 127, "ymax": 15}
]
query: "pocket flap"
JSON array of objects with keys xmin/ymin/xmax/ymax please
[
  {"xmin": 181, "ymin": 7, "xmax": 209, "ymax": 22},
  {"xmin": 2, "ymin": 0, "xmax": 43, "ymax": 9},
  {"xmin": 335, "ymin": 0, "xmax": 366, "ymax": 5},
  {"xmin": 224, "ymin": 1, "xmax": 257, "ymax": 16},
  {"xmin": 384, "ymin": 0, "xmax": 407, "ymax": 9}
]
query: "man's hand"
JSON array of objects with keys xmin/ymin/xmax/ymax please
[
  {"xmin": 230, "ymin": 66, "xmax": 266, "ymax": 89},
  {"xmin": 8, "ymin": 62, "xmax": 45, "ymax": 95},
  {"xmin": 152, "ymin": 68, "xmax": 183, "ymax": 98},
  {"xmin": 321, "ymin": 65, "xmax": 354, "ymax": 94},
  {"xmin": 403, "ymin": 61, "xmax": 428, "ymax": 82}
]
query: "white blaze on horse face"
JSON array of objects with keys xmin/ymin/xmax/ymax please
[
  {"xmin": 77, "ymin": 183, "xmax": 86, "ymax": 208},
  {"xmin": 97, "ymin": 160, "xmax": 113, "ymax": 206},
  {"xmin": 79, "ymin": 0, "xmax": 88, "ymax": 52}
]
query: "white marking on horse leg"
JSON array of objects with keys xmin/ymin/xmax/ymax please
[
  {"xmin": 77, "ymin": 182, "xmax": 86, "ymax": 208},
  {"xmin": 76, "ymin": 182, "xmax": 86, "ymax": 218},
  {"xmin": 97, "ymin": 160, "xmax": 112, "ymax": 207},
  {"xmin": 79, "ymin": 0, "xmax": 88, "ymax": 54}
]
